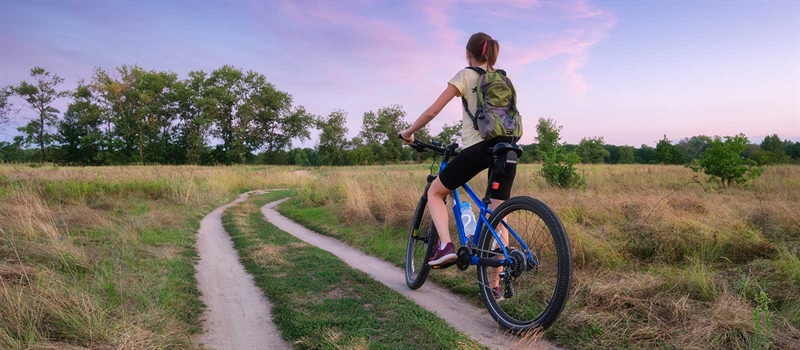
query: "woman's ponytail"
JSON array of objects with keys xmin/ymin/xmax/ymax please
[{"xmin": 467, "ymin": 33, "xmax": 500, "ymax": 71}]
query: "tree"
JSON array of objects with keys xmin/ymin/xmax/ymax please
[
  {"xmin": 760, "ymin": 134, "xmax": 786, "ymax": 164},
  {"xmin": 783, "ymin": 140, "xmax": 800, "ymax": 161},
  {"xmin": 200, "ymin": 66, "xmax": 315, "ymax": 164},
  {"xmin": 58, "ymin": 83, "xmax": 104, "ymax": 165},
  {"xmin": 0, "ymin": 86, "xmax": 12, "ymax": 128},
  {"xmin": 348, "ymin": 136, "xmax": 375, "ymax": 165},
  {"xmin": 359, "ymin": 105, "xmax": 409, "ymax": 163},
  {"xmin": 535, "ymin": 117, "xmax": 583, "ymax": 188},
  {"xmin": 576, "ymin": 136, "xmax": 609, "ymax": 164},
  {"xmin": 655, "ymin": 135, "xmax": 684, "ymax": 165},
  {"xmin": 247, "ymin": 72, "xmax": 316, "ymax": 164},
  {"xmin": 285, "ymin": 148, "xmax": 318, "ymax": 166},
  {"xmin": 203, "ymin": 65, "xmax": 251, "ymax": 164},
  {"xmin": 317, "ymin": 110, "xmax": 349, "ymax": 165},
  {"xmin": 604, "ymin": 144, "xmax": 620, "ymax": 164},
  {"xmin": 138, "ymin": 69, "xmax": 182, "ymax": 164},
  {"xmin": 634, "ymin": 144, "xmax": 655, "ymax": 164},
  {"xmin": 690, "ymin": 134, "xmax": 764, "ymax": 188},
  {"xmin": 745, "ymin": 144, "xmax": 772, "ymax": 165},
  {"xmin": 91, "ymin": 66, "xmax": 180, "ymax": 164},
  {"xmin": 518, "ymin": 143, "xmax": 541, "ymax": 163},
  {"xmin": 12, "ymin": 67, "xmax": 69, "ymax": 162},
  {"xmin": 535, "ymin": 117, "xmax": 561, "ymax": 158},
  {"xmin": 176, "ymin": 71, "xmax": 212, "ymax": 164},
  {"xmin": 677, "ymin": 135, "xmax": 712, "ymax": 162},
  {"xmin": 437, "ymin": 122, "xmax": 462, "ymax": 144},
  {"xmin": 618, "ymin": 146, "xmax": 635, "ymax": 164}
]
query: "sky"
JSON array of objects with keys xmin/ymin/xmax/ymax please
[{"xmin": 1, "ymin": 0, "xmax": 798, "ymax": 147}]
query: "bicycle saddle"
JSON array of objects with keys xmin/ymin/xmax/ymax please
[{"xmin": 492, "ymin": 142, "xmax": 522, "ymax": 157}]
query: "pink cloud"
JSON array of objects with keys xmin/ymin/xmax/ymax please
[
  {"xmin": 415, "ymin": 2, "xmax": 462, "ymax": 52},
  {"xmin": 409, "ymin": 1, "xmax": 615, "ymax": 96},
  {"xmin": 564, "ymin": 53, "xmax": 589, "ymax": 95},
  {"xmin": 271, "ymin": 1, "xmax": 615, "ymax": 137},
  {"xmin": 508, "ymin": 0, "xmax": 542, "ymax": 10},
  {"xmin": 276, "ymin": 1, "xmax": 428, "ymax": 81},
  {"xmin": 508, "ymin": 1, "xmax": 616, "ymax": 95},
  {"xmin": 562, "ymin": 0, "xmax": 608, "ymax": 19}
]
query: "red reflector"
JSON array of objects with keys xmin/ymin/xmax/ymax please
[{"xmin": 492, "ymin": 182, "xmax": 500, "ymax": 190}]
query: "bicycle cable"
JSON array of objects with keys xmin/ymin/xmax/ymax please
[{"xmin": 429, "ymin": 155, "xmax": 440, "ymax": 175}]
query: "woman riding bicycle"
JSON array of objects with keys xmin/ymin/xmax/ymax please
[{"xmin": 400, "ymin": 32, "xmax": 519, "ymax": 299}]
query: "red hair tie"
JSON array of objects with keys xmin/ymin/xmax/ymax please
[{"xmin": 481, "ymin": 40, "xmax": 488, "ymax": 57}]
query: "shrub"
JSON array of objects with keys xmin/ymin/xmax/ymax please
[
  {"xmin": 536, "ymin": 117, "xmax": 584, "ymax": 188},
  {"xmin": 541, "ymin": 151, "xmax": 585, "ymax": 188},
  {"xmin": 689, "ymin": 134, "xmax": 764, "ymax": 188}
]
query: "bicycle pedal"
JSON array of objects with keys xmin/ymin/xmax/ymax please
[{"xmin": 431, "ymin": 261, "xmax": 456, "ymax": 269}]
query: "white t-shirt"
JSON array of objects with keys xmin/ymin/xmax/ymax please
[{"xmin": 448, "ymin": 64, "xmax": 489, "ymax": 149}]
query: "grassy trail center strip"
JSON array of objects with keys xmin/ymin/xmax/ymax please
[{"xmin": 262, "ymin": 198, "xmax": 559, "ymax": 350}]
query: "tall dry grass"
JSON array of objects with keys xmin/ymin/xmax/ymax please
[
  {"xmin": 0, "ymin": 164, "xmax": 312, "ymax": 349},
  {"xmin": 293, "ymin": 163, "xmax": 800, "ymax": 349}
]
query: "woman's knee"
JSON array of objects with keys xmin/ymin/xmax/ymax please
[{"xmin": 427, "ymin": 178, "xmax": 450, "ymax": 199}]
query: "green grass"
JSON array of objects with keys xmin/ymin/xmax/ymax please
[
  {"xmin": 278, "ymin": 198, "xmax": 600, "ymax": 347},
  {"xmin": 277, "ymin": 198, "xmax": 485, "ymax": 306},
  {"xmin": 277, "ymin": 190, "xmax": 800, "ymax": 349},
  {"xmin": 222, "ymin": 191, "xmax": 484, "ymax": 349},
  {"xmin": 5, "ymin": 164, "xmax": 797, "ymax": 349},
  {"xmin": 0, "ymin": 175, "xmax": 223, "ymax": 348}
]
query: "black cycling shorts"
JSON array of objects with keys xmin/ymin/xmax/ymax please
[{"xmin": 438, "ymin": 137, "xmax": 516, "ymax": 200}]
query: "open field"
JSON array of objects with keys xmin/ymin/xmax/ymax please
[
  {"xmin": 0, "ymin": 165, "xmax": 311, "ymax": 349},
  {"xmin": 1, "ymin": 163, "xmax": 798, "ymax": 349},
  {"xmin": 281, "ymin": 164, "xmax": 800, "ymax": 349}
]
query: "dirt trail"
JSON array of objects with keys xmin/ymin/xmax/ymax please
[
  {"xmin": 262, "ymin": 198, "xmax": 560, "ymax": 350},
  {"xmin": 194, "ymin": 191, "xmax": 290, "ymax": 350}
]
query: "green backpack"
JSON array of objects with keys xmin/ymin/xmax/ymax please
[{"xmin": 461, "ymin": 67, "xmax": 523, "ymax": 140}]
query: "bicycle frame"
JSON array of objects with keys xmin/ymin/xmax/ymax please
[{"xmin": 436, "ymin": 159, "xmax": 535, "ymax": 267}]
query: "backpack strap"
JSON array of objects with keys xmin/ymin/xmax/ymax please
[
  {"xmin": 462, "ymin": 67, "xmax": 487, "ymax": 130},
  {"xmin": 465, "ymin": 66, "xmax": 486, "ymax": 75}
]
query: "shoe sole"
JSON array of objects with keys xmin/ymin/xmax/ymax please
[{"xmin": 428, "ymin": 253, "xmax": 457, "ymax": 266}]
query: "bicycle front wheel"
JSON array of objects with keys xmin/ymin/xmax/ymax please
[
  {"xmin": 405, "ymin": 195, "xmax": 439, "ymax": 289},
  {"xmin": 476, "ymin": 196, "xmax": 572, "ymax": 331}
]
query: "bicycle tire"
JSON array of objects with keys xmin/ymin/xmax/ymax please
[
  {"xmin": 476, "ymin": 196, "xmax": 572, "ymax": 331},
  {"xmin": 405, "ymin": 195, "xmax": 439, "ymax": 289}
]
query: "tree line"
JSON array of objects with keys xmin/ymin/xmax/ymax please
[{"xmin": 1, "ymin": 66, "xmax": 798, "ymax": 166}]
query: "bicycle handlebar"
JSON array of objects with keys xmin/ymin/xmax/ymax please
[{"xmin": 398, "ymin": 133, "xmax": 459, "ymax": 156}]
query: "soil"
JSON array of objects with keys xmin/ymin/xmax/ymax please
[{"xmin": 194, "ymin": 191, "xmax": 290, "ymax": 350}]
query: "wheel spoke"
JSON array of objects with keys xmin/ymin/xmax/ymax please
[{"xmin": 476, "ymin": 197, "xmax": 571, "ymax": 331}]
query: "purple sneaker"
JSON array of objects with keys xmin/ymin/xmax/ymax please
[
  {"xmin": 428, "ymin": 242, "xmax": 457, "ymax": 266},
  {"xmin": 492, "ymin": 286, "xmax": 505, "ymax": 301}
]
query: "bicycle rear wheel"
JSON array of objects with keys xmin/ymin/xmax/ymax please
[
  {"xmin": 405, "ymin": 195, "xmax": 439, "ymax": 289},
  {"xmin": 476, "ymin": 196, "xmax": 572, "ymax": 331}
]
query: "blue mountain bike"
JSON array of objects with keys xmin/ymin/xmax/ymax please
[{"xmin": 403, "ymin": 139, "xmax": 572, "ymax": 331}]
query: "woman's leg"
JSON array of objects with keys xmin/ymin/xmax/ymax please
[
  {"xmin": 427, "ymin": 177, "xmax": 451, "ymax": 244},
  {"xmin": 489, "ymin": 199, "xmax": 508, "ymax": 289}
]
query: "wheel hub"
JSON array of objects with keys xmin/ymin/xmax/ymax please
[{"xmin": 507, "ymin": 249, "xmax": 528, "ymax": 278}]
